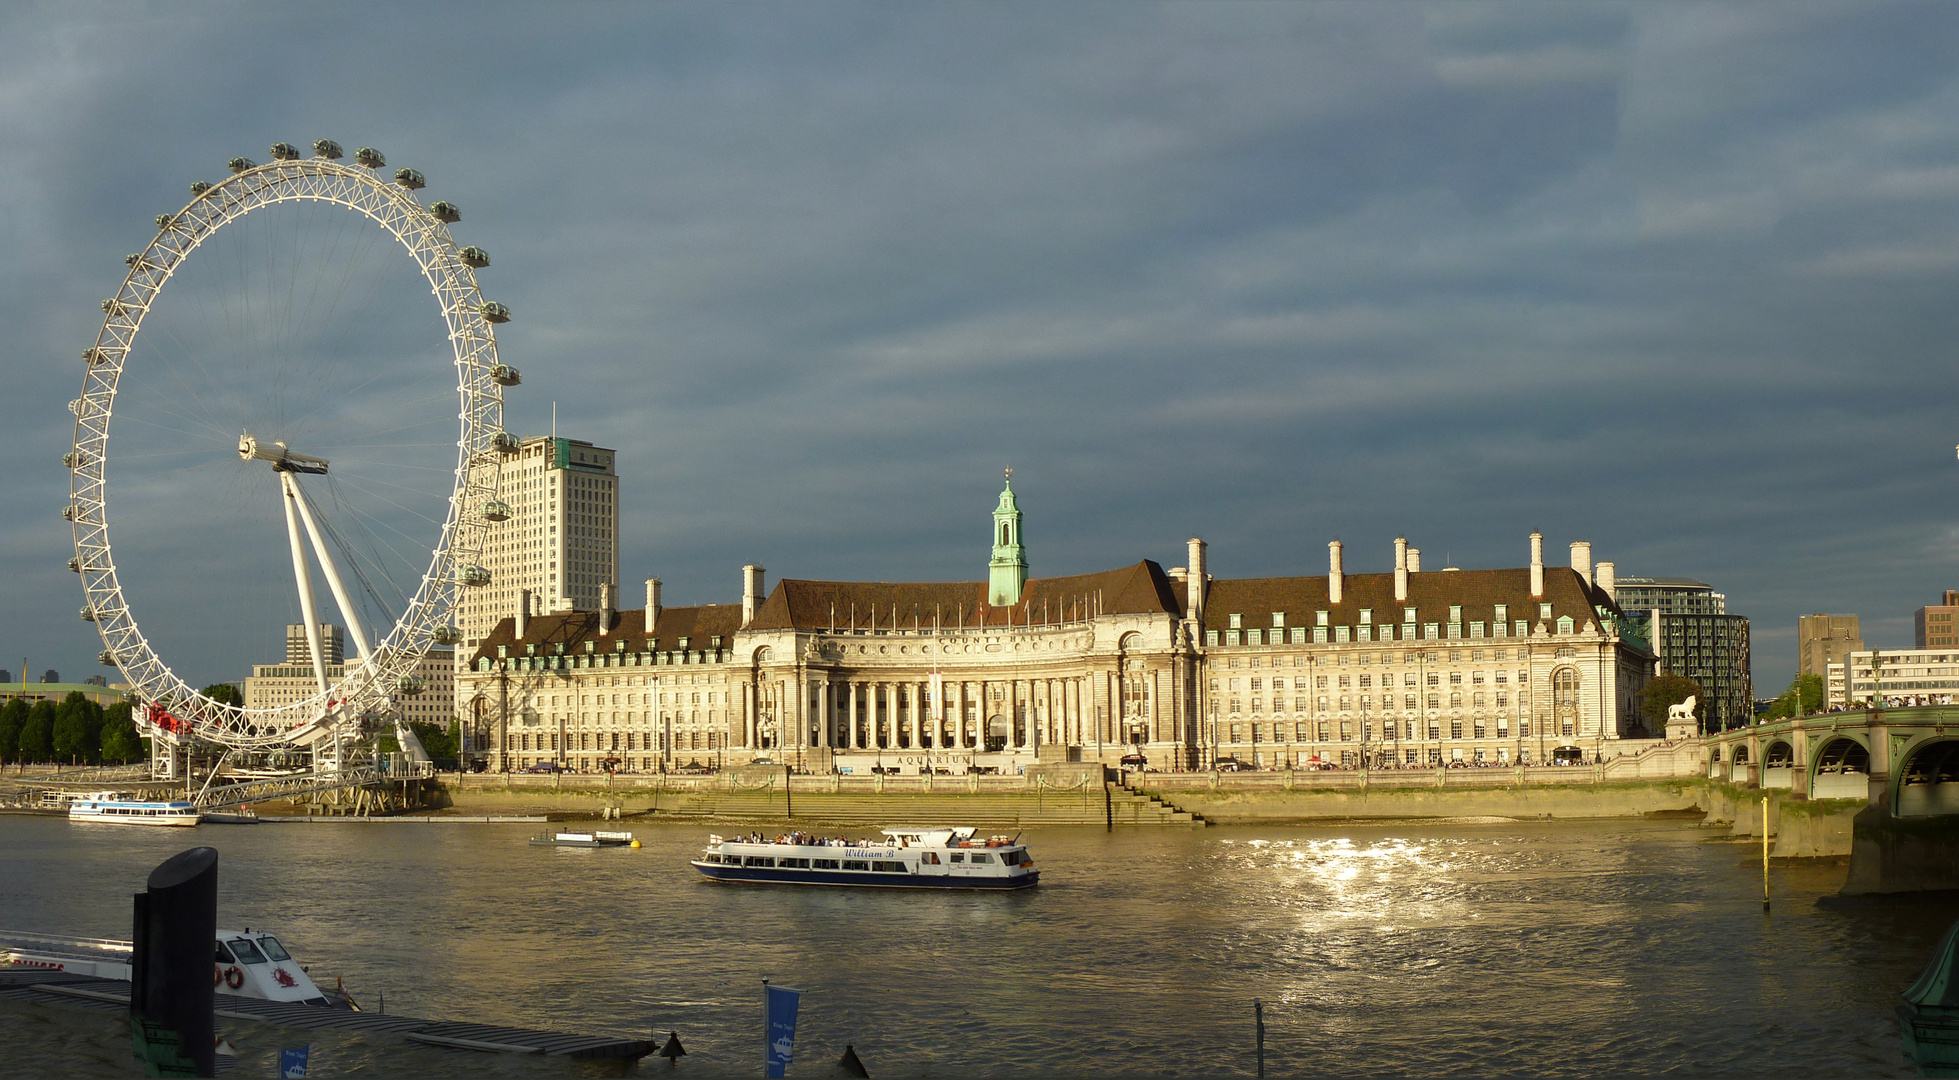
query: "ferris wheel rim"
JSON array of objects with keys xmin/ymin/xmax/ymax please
[{"xmin": 68, "ymin": 150, "xmax": 509, "ymax": 750}]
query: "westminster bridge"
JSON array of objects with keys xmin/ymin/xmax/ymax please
[{"xmin": 1705, "ymin": 705, "xmax": 1959, "ymax": 815}]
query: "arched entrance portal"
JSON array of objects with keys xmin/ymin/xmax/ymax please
[
  {"xmin": 1729, "ymin": 743, "xmax": 1749, "ymax": 783},
  {"xmin": 1898, "ymin": 740, "xmax": 1959, "ymax": 817},
  {"xmin": 1812, "ymin": 737, "xmax": 1871, "ymax": 800}
]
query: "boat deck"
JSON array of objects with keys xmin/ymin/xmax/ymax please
[{"xmin": 0, "ymin": 969, "xmax": 654, "ymax": 1060}]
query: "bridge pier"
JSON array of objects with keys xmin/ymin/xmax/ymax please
[{"xmin": 1790, "ymin": 716, "xmax": 1811, "ymax": 800}]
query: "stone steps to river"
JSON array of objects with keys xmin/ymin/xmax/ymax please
[{"xmin": 641, "ymin": 786, "xmax": 1202, "ymax": 827}]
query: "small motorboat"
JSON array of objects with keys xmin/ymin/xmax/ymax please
[
  {"xmin": 2, "ymin": 928, "xmax": 356, "ymax": 1009},
  {"xmin": 530, "ymin": 830, "xmax": 639, "ymax": 848}
]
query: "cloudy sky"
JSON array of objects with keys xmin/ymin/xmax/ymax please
[{"xmin": 6, "ymin": 1, "xmax": 1959, "ymax": 692}]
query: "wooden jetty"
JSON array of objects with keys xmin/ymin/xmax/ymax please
[{"xmin": 0, "ymin": 968, "xmax": 655, "ymax": 1062}]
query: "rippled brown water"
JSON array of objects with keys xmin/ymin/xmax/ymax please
[{"xmin": 1, "ymin": 815, "xmax": 1949, "ymax": 1077}]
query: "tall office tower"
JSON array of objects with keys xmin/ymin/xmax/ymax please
[
  {"xmin": 1915, "ymin": 591, "xmax": 1959, "ymax": 648},
  {"xmin": 1614, "ymin": 575, "xmax": 1752, "ymax": 731},
  {"xmin": 456, "ymin": 436, "xmax": 619, "ymax": 659},
  {"xmin": 285, "ymin": 623, "xmax": 346, "ymax": 666},
  {"xmin": 1798, "ymin": 614, "xmax": 1864, "ymax": 677}
]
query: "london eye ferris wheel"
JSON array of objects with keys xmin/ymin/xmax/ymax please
[{"xmin": 65, "ymin": 140, "xmax": 521, "ymax": 767}]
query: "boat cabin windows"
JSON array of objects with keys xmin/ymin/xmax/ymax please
[
  {"xmin": 229, "ymin": 938, "xmax": 269, "ymax": 965},
  {"xmin": 872, "ymin": 861, "xmax": 907, "ymax": 873},
  {"xmin": 814, "ymin": 858, "xmax": 841, "ymax": 869},
  {"xmin": 999, "ymin": 850, "xmax": 1026, "ymax": 865},
  {"xmin": 257, "ymin": 937, "xmax": 291, "ymax": 962},
  {"xmin": 779, "ymin": 857, "xmax": 811, "ymax": 869},
  {"xmin": 699, "ymin": 853, "xmax": 723, "ymax": 864},
  {"xmin": 744, "ymin": 856, "xmax": 775, "ymax": 868},
  {"xmin": 214, "ymin": 942, "xmax": 237, "ymax": 964},
  {"xmin": 921, "ymin": 852, "xmax": 942, "ymax": 865},
  {"xmin": 842, "ymin": 860, "xmax": 869, "ymax": 871},
  {"xmin": 968, "ymin": 853, "xmax": 995, "ymax": 864},
  {"xmin": 949, "ymin": 853, "xmax": 965, "ymax": 863}
]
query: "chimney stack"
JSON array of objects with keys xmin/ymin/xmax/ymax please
[
  {"xmin": 1529, "ymin": 532, "xmax": 1544, "ymax": 598},
  {"xmin": 742, "ymin": 564, "xmax": 766, "ymax": 628},
  {"xmin": 1186, "ymin": 538, "xmax": 1207, "ymax": 623},
  {"xmin": 1394, "ymin": 537, "xmax": 1408, "ymax": 603},
  {"xmin": 1596, "ymin": 561, "xmax": 1616, "ymax": 602},
  {"xmin": 599, "ymin": 582, "xmax": 614, "ymax": 634},
  {"xmin": 1570, "ymin": 541, "xmax": 1593, "ymax": 587},
  {"xmin": 646, "ymin": 578, "xmax": 662, "ymax": 628},
  {"xmin": 1408, "ymin": 547, "xmax": 1421, "ymax": 574},
  {"xmin": 1328, "ymin": 541, "xmax": 1344, "ymax": 605},
  {"xmin": 516, "ymin": 589, "xmax": 530, "ymax": 641}
]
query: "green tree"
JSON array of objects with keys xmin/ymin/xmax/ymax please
[
  {"xmin": 1639, "ymin": 675, "xmax": 1705, "ymax": 731},
  {"xmin": 0, "ymin": 699, "xmax": 26, "ymax": 763},
  {"xmin": 1765, "ymin": 674, "xmax": 1825, "ymax": 719},
  {"xmin": 200, "ymin": 683, "xmax": 244, "ymax": 708},
  {"xmin": 52, "ymin": 692, "xmax": 104, "ymax": 765},
  {"xmin": 99, "ymin": 702, "xmax": 142, "ymax": 763},
  {"xmin": 16, "ymin": 701, "xmax": 56, "ymax": 762},
  {"xmin": 411, "ymin": 720, "xmax": 459, "ymax": 761}
]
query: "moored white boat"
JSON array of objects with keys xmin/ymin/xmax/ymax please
[
  {"xmin": 530, "ymin": 830, "xmax": 639, "ymax": 848},
  {"xmin": 66, "ymin": 792, "xmax": 201, "ymax": 827},
  {"xmin": 693, "ymin": 827, "xmax": 1038, "ymax": 890},
  {"xmin": 1, "ymin": 928, "xmax": 355, "ymax": 1008}
]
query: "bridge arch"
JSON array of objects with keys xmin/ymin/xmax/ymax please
[
  {"xmin": 1895, "ymin": 739, "xmax": 1959, "ymax": 817},
  {"xmin": 1810, "ymin": 735, "xmax": 1872, "ymax": 800},
  {"xmin": 1762, "ymin": 740, "xmax": 1796, "ymax": 790}
]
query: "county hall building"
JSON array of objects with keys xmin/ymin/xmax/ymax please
[{"xmin": 458, "ymin": 478, "xmax": 1653, "ymax": 773}]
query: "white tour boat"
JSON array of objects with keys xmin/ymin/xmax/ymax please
[
  {"xmin": 2, "ymin": 928, "xmax": 355, "ymax": 1008},
  {"xmin": 693, "ymin": 827, "xmax": 1039, "ymax": 890},
  {"xmin": 66, "ymin": 792, "xmax": 201, "ymax": 828}
]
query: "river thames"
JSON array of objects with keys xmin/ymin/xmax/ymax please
[{"xmin": 0, "ymin": 815, "xmax": 1946, "ymax": 1077}]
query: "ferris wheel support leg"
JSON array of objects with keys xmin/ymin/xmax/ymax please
[
  {"xmin": 280, "ymin": 473, "xmax": 331, "ymax": 692},
  {"xmin": 289, "ymin": 480, "xmax": 372, "ymax": 661}
]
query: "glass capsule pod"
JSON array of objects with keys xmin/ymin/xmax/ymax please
[
  {"xmin": 431, "ymin": 625, "xmax": 462, "ymax": 645},
  {"xmin": 313, "ymin": 139, "xmax": 343, "ymax": 159},
  {"xmin": 396, "ymin": 675, "xmax": 427, "ymax": 696},
  {"xmin": 480, "ymin": 301, "xmax": 511, "ymax": 324},
  {"xmin": 99, "ymin": 650, "xmax": 117, "ymax": 666},
  {"xmin": 68, "ymin": 558, "xmax": 82, "ymax": 573},
  {"xmin": 63, "ymin": 451, "xmax": 87, "ymax": 468},
  {"xmin": 270, "ymin": 143, "xmax": 300, "ymax": 161},
  {"xmin": 154, "ymin": 214, "xmax": 176, "ymax": 229},
  {"xmin": 227, "ymin": 157, "xmax": 256, "ymax": 174},
  {"xmin": 62, "ymin": 505, "xmax": 75, "ymax": 521},
  {"xmin": 354, "ymin": 147, "xmax": 385, "ymax": 169},
  {"xmin": 457, "ymin": 565, "xmax": 492, "ymax": 587},
  {"xmin": 101, "ymin": 299, "xmax": 126, "ymax": 316},
  {"xmin": 430, "ymin": 201, "xmax": 461, "ymax": 223},
  {"xmin": 482, "ymin": 499, "xmax": 514, "ymax": 522},
  {"xmin": 83, "ymin": 347, "xmax": 109, "ymax": 364},
  {"xmin": 460, "ymin": 246, "xmax": 490, "ymax": 268},
  {"xmin": 394, "ymin": 168, "xmax": 426, "ymax": 190},
  {"xmin": 189, "ymin": 181, "xmax": 210, "ymax": 196},
  {"xmin": 490, "ymin": 364, "xmax": 521, "ymax": 386},
  {"xmin": 80, "ymin": 606, "xmax": 97, "ymax": 622},
  {"xmin": 490, "ymin": 431, "xmax": 519, "ymax": 454}
]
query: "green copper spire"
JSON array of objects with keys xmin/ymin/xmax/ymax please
[{"xmin": 989, "ymin": 468, "xmax": 1027, "ymax": 606}]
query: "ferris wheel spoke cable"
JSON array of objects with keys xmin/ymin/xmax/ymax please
[{"xmin": 309, "ymin": 479, "xmax": 411, "ymax": 625}]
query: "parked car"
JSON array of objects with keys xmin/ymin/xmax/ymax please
[{"xmin": 1214, "ymin": 756, "xmax": 1249, "ymax": 772}]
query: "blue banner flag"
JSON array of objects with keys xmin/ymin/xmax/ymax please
[
  {"xmin": 279, "ymin": 1045, "xmax": 311, "ymax": 1078},
  {"xmin": 765, "ymin": 983, "xmax": 801, "ymax": 1079}
]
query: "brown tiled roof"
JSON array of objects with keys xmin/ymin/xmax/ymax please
[
  {"xmin": 1201, "ymin": 566, "xmax": 1619, "ymax": 633},
  {"xmin": 469, "ymin": 604, "xmax": 744, "ymax": 664},
  {"xmin": 746, "ymin": 561, "xmax": 1183, "ymax": 631}
]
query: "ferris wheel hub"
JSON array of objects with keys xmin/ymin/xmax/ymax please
[{"xmin": 238, "ymin": 431, "xmax": 329, "ymax": 474}]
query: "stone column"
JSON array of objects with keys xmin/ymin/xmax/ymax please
[
  {"xmin": 848, "ymin": 681, "xmax": 861, "ymax": 749},
  {"xmin": 1868, "ymin": 711, "xmax": 1893, "ymax": 811}
]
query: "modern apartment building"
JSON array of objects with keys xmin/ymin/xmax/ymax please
[
  {"xmin": 1916, "ymin": 592, "xmax": 1959, "ymax": 648},
  {"xmin": 456, "ymin": 435, "xmax": 619, "ymax": 661},
  {"xmin": 1613, "ymin": 575, "xmax": 1752, "ymax": 732},
  {"xmin": 1798, "ymin": 614, "xmax": 1863, "ymax": 678}
]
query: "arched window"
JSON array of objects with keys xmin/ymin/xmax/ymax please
[{"xmin": 1554, "ymin": 667, "xmax": 1581, "ymax": 736}]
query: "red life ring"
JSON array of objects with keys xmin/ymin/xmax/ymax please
[
  {"xmin": 224, "ymin": 966, "xmax": 244, "ymax": 990},
  {"xmin": 213, "ymin": 965, "xmax": 223, "ymax": 987}
]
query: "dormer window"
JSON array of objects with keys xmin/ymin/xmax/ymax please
[
  {"xmin": 1404, "ymin": 607, "xmax": 1417, "ymax": 623},
  {"xmin": 1316, "ymin": 610, "xmax": 1329, "ymax": 626},
  {"xmin": 1359, "ymin": 609, "xmax": 1372, "ymax": 624},
  {"xmin": 1271, "ymin": 613, "xmax": 1285, "ymax": 628},
  {"xmin": 1229, "ymin": 614, "xmax": 1242, "ymax": 629},
  {"xmin": 1494, "ymin": 604, "xmax": 1507, "ymax": 623},
  {"xmin": 1448, "ymin": 605, "xmax": 1462, "ymax": 622},
  {"xmin": 1539, "ymin": 603, "xmax": 1553, "ymax": 620}
]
